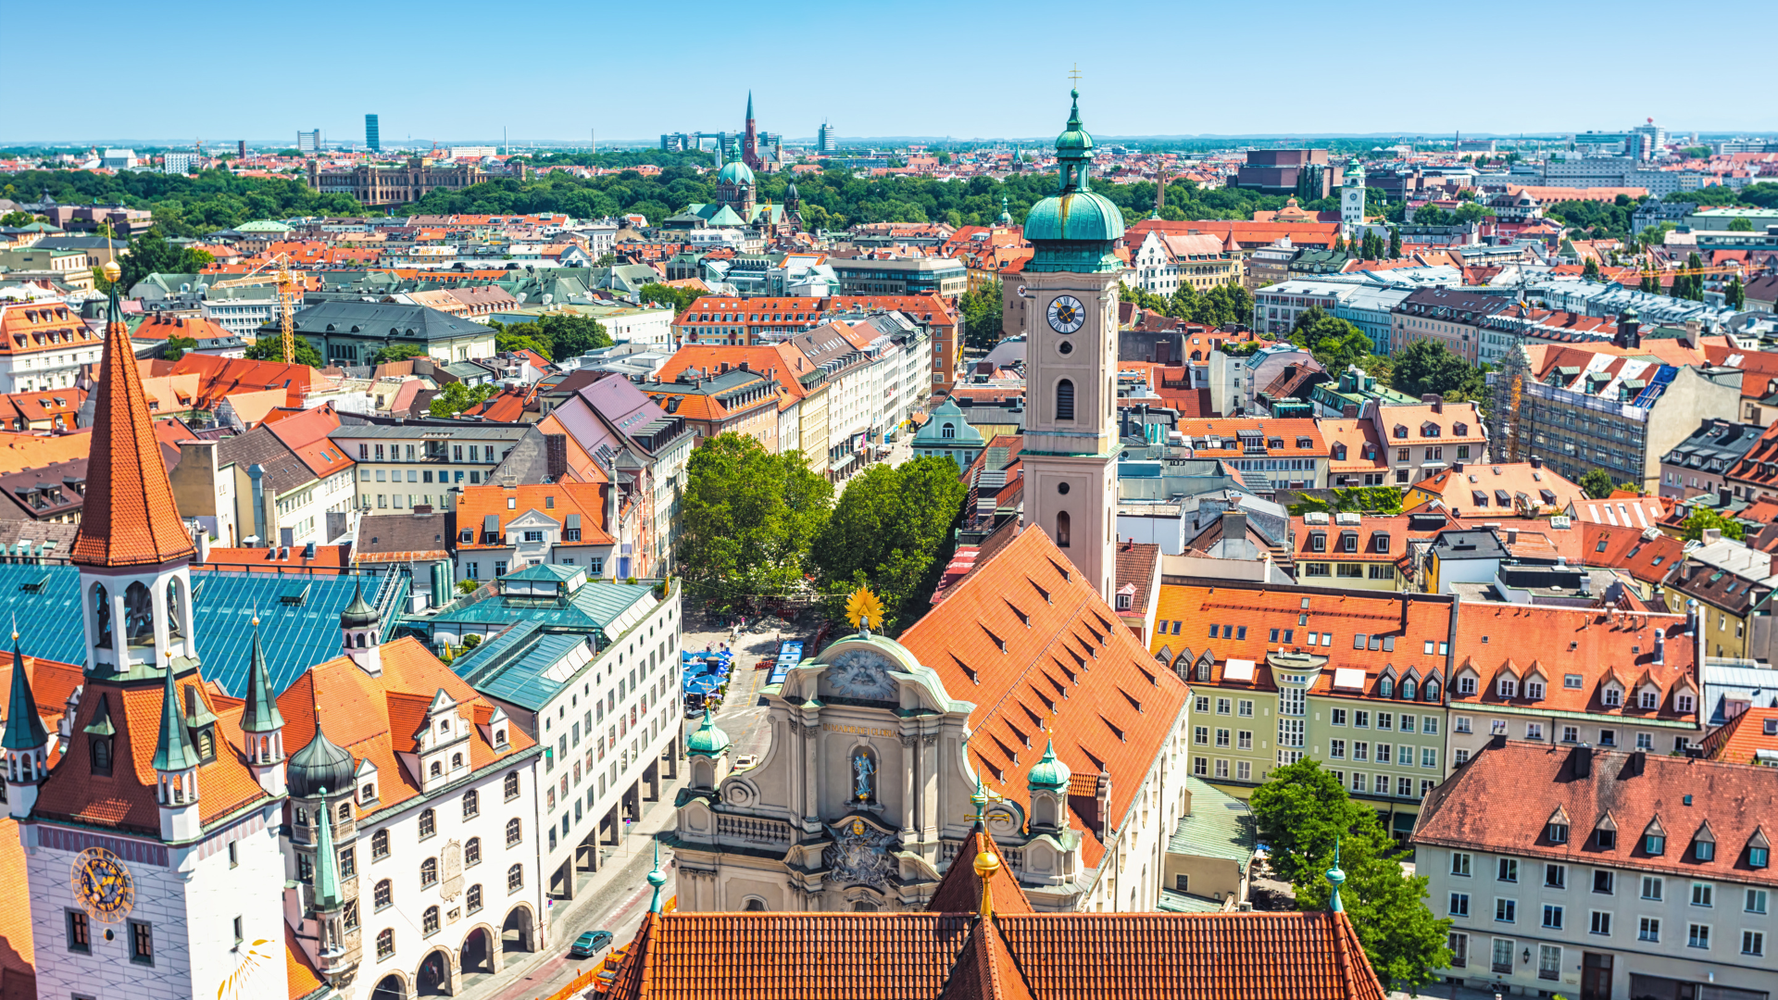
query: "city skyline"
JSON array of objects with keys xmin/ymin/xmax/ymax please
[{"xmin": 6, "ymin": 0, "xmax": 1775, "ymax": 143}]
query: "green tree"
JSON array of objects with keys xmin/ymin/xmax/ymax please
[
  {"xmin": 1727, "ymin": 217, "xmax": 1754, "ymax": 232},
  {"xmin": 244, "ymin": 334, "xmax": 323, "ymax": 367},
  {"xmin": 679, "ymin": 433, "xmax": 834, "ymax": 607},
  {"xmin": 1680, "ymin": 506, "xmax": 1745, "ymax": 542},
  {"xmin": 1581, "ymin": 258, "xmax": 1602, "ymax": 281},
  {"xmin": 535, "ymin": 312, "xmax": 611, "ymax": 360},
  {"xmin": 810, "ymin": 457, "xmax": 968, "ymax": 631},
  {"xmin": 116, "ymin": 228, "xmax": 214, "ymax": 290},
  {"xmin": 637, "ymin": 282, "xmax": 700, "ymax": 315},
  {"xmin": 496, "ymin": 333, "xmax": 551, "ymax": 358},
  {"xmin": 428, "ymin": 380, "xmax": 497, "ymax": 418},
  {"xmin": 0, "ymin": 210, "xmax": 36, "ymax": 227},
  {"xmin": 163, "ymin": 335, "xmax": 197, "ymax": 361},
  {"xmin": 370, "ymin": 343, "xmax": 429, "ymax": 365},
  {"xmin": 1387, "ymin": 227, "xmax": 1402, "ymax": 258},
  {"xmin": 1293, "ymin": 307, "xmax": 1371, "ymax": 370},
  {"xmin": 1390, "ymin": 340, "xmax": 1484, "ymax": 400},
  {"xmin": 1728, "ymin": 274, "xmax": 1746, "ymax": 310},
  {"xmin": 960, "ymin": 281, "xmax": 1005, "ymax": 349},
  {"xmin": 1580, "ymin": 468, "xmax": 1618, "ymax": 499},
  {"xmin": 1681, "ymin": 146, "xmax": 1711, "ymax": 159},
  {"xmin": 1250, "ymin": 759, "xmax": 1451, "ymax": 991}
]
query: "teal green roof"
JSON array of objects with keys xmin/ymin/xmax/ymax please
[
  {"xmin": 911, "ymin": 398, "xmax": 986, "ymax": 450},
  {"xmin": 2, "ymin": 642, "xmax": 47, "ymax": 751},
  {"xmin": 1023, "ymin": 88, "xmax": 1125, "ymax": 272},
  {"xmin": 717, "ymin": 161, "xmax": 755, "ymax": 187},
  {"xmin": 151, "ymin": 668, "xmax": 201, "ymax": 773},
  {"xmin": 239, "ymin": 625, "xmax": 285, "ymax": 735},
  {"xmin": 451, "ymin": 622, "xmax": 595, "ymax": 712},
  {"xmin": 1166, "ymin": 777, "xmax": 1255, "ymax": 865},
  {"xmin": 504, "ymin": 563, "xmax": 580, "ymax": 583},
  {"xmin": 685, "ymin": 712, "xmax": 730, "ymax": 757},
  {"xmin": 1026, "ymin": 738, "xmax": 1071, "ymax": 792},
  {"xmin": 311, "ymin": 787, "xmax": 343, "ymax": 910}
]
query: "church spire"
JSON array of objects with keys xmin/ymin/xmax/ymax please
[
  {"xmin": 312, "ymin": 786, "xmax": 343, "ymax": 911},
  {"xmin": 646, "ymin": 840, "xmax": 667, "ymax": 913},
  {"xmin": 71, "ymin": 260, "xmax": 195, "ymax": 568},
  {"xmin": 240, "ymin": 622, "xmax": 284, "ymax": 735},
  {"xmin": 2, "ymin": 637, "xmax": 47, "ymax": 753},
  {"xmin": 746, "ymin": 90, "xmax": 754, "ymax": 122},
  {"xmin": 151, "ymin": 665, "xmax": 200, "ymax": 774}
]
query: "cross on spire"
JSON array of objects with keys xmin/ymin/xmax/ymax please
[{"xmin": 1067, "ymin": 64, "xmax": 1082, "ymax": 85}]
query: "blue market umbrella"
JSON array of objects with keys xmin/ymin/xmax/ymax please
[{"xmin": 684, "ymin": 676, "xmax": 720, "ymax": 695}]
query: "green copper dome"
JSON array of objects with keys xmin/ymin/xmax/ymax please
[
  {"xmin": 685, "ymin": 711, "xmax": 731, "ymax": 757},
  {"xmin": 1023, "ymin": 88, "xmax": 1125, "ymax": 272},
  {"xmin": 340, "ymin": 581, "xmax": 379, "ymax": 630},
  {"xmin": 1027, "ymin": 738, "xmax": 1071, "ymax": 792},
  {"xmin": 717, "ymin": 161, "xmax": 755, "ymax": 187}
]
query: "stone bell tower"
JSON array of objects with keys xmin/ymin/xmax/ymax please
[{"xmin": 1018, "ymin": 88, "xmax": 1124, "ymax": 604}]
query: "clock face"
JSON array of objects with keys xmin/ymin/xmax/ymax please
[
  {"xmin": 72, "ymin": 847, "xmax": 134, "ymax": 923},
  {"xmin": 1047, "ymin": 295, "xmax": 1085, "ymax": 334}
]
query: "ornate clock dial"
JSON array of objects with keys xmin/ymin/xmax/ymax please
[
  {"xmin": 71, "ymin": 847, "xmax": 135, "ymax": 923},
  {"xmin": 1047, "ymin": 295, "xmax": 1085, "ymax": 334}
]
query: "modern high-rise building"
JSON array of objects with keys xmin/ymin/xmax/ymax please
[
  {"xmin": 365, "ymin": 114, "xmax": 380, "ymax": 151},
  {"xmin": 296, "ymin": 129, "xmax": 321, "ymax": 153},
  {"xmin": 818, "ymin": 120, "xmax": 837, "ymax": 154}
]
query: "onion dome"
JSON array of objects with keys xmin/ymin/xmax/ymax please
[
  {"xmin": 717, "ymin": 161, "xmax": 755, "ymax": 187},
  {"xmin": 1027, "ymin": 738, "xmax": 1071, "ymax": 793},
  {"xmin": 786, "ymin": 180, "xmax": 800, "ymax": 201},
  {"xmin": 685, "ymin": 711, "xmax": 730, "ymax": 758},
  {"xmin": 289, "ymin": 722, "xmax": 355, "ymax": 799},
  {"xmin": 340, "ymin": 581, "xmax": 379, "ymax": 630},
  {"xmin": 1023, "ymin": 88, "xmax": 1125, "ymax": 266}
]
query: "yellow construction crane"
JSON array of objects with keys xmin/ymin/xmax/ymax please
[{"xmin": 211, "ymin": 253, "xmax": 299, "ymax": 363}]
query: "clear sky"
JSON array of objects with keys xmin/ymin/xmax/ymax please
[{"xmin": 6, "ymin": 0, "xmax": 1774, "ymax": 145}]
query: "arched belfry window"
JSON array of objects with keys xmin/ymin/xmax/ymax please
[
  {"xmin": 1056, "ymin": 511, "xmax": 1072, "ymax": 548},
  {"xmin": 165, "ymin": 579, "xmax": 183, "ymax": 638},
  {"xmin": 124, "ymin": 582, "xmax": 154, "ymax": 646},
  {"xmin": 92, "ymin": 583, "xmax": 111, "ymax": 649},
  {"xmin": 1056, "ymin": 379, "xmax": 1075, "ymax": 421}
]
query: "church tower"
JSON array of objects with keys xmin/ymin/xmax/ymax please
[
  {"xmin": 742, "ymin": 91, "xmax": 761, "ymax": 170},
  {"xmin": 1341, "ymin": 160, "xmax": 1366, "ymax": 238},
  {"xmin": 19, "ymin": 260, "xmax": 288, "ymax": 1000},
  {"xmin": 1019, "ymin": 89, "xmax": 1123, "ymax": 603}
]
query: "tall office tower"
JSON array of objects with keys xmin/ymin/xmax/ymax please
[
  {"xmin": 296, "ymin": 130, "xmax": 321, "ymax": 153},
  {"xmin": 818, "ymin": 120, "xmax": 837, "ymax": 154},
  {"xmin": 237, "ymin": 140, "xmax": 246, "ymax": 158},
  {"xmin": 365, "ymin": 114, "xmax": 380, "ymax": 151}
]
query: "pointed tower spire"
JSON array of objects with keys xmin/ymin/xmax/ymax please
[
  {"xmin": 71, "ymin": 259, "xmax": 195, "ymax": 569},
  {"xmin": 151, "ymin": 665, "xmax": 200, "ymax": 774},
  {"xmin": 312, "ymin": 786, "xmax": 343, "ymax": 911},
  {"xmin": 240, "ymin": 620, "xmax": 284, "ymax": 735},
  {"xmin": 1325, "ymin": 838, "xmax": 1347, "ymax": 913},
  {"xmin": 2, "ymin": 637, "xmax": 47, "ymax": 753},
  {"xmin": 646, "ymin": 839, "xmax": 667, "ymax": 913},
  {"xmin": 746, "ymin": 90, "xmax": 754, "ymax": 122}
]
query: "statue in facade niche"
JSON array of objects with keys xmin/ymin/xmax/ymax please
[{"xmin": 853, "ymin": 748, "xmax": 875, "ymax": 802}]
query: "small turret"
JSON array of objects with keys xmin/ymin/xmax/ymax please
[
  {"xmin": 240, "ymin": 620, "xmax": 287, "ymax": 796},
  {"xmin": 1025, "ymin": 738, "xmax": 1072, "ymax": 833},
  {"xmin": 3, "ymin": 637, "xmax": 50, "ymax": 820},
  {"xmin": 685, "ymin": 712, "xmax": 731, "ymax": 790},
  {"xmin": 152, "ymin": 666, "xmax": 202, "ymax": 841},
  {"xmin": 1325, "ymin": 839, "xmax": 1347, "ymax": 913},
  {"xmin": 646, "ymin": 840, "xmax": 668, "ymax": 913},
  {"xmin": 340, "ymin": 580, "xmax": 381, "ymax": 676}
]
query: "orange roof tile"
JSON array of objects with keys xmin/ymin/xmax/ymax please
[
  {"xmin": 0, "ymin": 817, "xmax": 33, "ymax": 997},
  {"xmin": 1698, "ymin": 706, "xmax": 1778, "ymax": 764},
  {"xmin": 284, "ymin": 923, "xmax": 324, "ymax": 1000},
  {"xmin": 70, "ymin": 307, "xmax": 196, "ymax": 568},
  {"xmin": 453, "ymin": 483, "xmax": 615, "ymax": 551},
  {"xmin": 896, "ymin": 528, "xmax": 1189, "ymax": 869},
  {"xmin": 1450, "ymin": 604, "xmax": 1696, "ymax": 721}
]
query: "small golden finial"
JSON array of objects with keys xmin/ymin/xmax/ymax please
[
  {"xmin": 10, "ymin": 611, "xmax": 17, "ymax": 642},
  {"xmin": 845, "ymin": 587, "xmax": 885, "ymax": 635},
  {"xmin": 973, "ymin": 850, "xmax": 1001, "ymax": 920},
  {"xmin": 251, "ymin": 603, "xmax": 259, "ymax": 627},
  {"xmin": 102, "ymin": 228, "xmax": 120, "ymax": 285}
]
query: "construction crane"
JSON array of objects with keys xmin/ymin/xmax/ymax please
[{"xmin": 211, "ymin": 253, "xmax": 299, "ymax": 363}]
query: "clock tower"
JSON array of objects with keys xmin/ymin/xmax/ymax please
[
  {"xmin": 1019, "ymin": 89, "xmax": 1124, "ymax": 603},
  {"xmin": 1341, "ymin": 159, "xmax": 1366, "ymax": 238}
]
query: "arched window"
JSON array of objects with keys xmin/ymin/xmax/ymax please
[
  {"xmin": 338, "ymin": 802, "xmax": 351, "ymax": 821},
  {"xmin": 123, "ymin": 581, "xmax": 154, "ymax": 645},
  {"xmin": 466, "ymin": 883, "xmax": 482, "ymax": 913},
  {"xmin": 91, "ymin": 583, "xmax": 111, "ymax": 649},
  {"xmin": 743, "ymin": 898, "xmax": 767, "ymax": 911},
  {"xmin": 355, "ymin": 633, "xmax": 366, "ymax": 648},
  {"xmin": 1055, "ymin": 510, "xmax": 1071, "ymax": 548},
  {"xmin": 429, "ymin": 762, "xmax": 442, "ymax": 778},
  {"xmin": 376, "ymin": 928, "xmax": 394, "ymax": 960},
  {"xmin": 506, "ymin": 818, "xmax": 522, "ymax": 847},
  {"xmin": 90, "ymin": 737, "xmax": 112, "ymax": 775},
  {"xmin": 451, "ymin": 752, "xmax": 463, "ymax": 769},
  {"xmin": 420, "ymin": 858, "xmax": 438, "ymax": 887},
  {"xmin": 422, "ymin": 906, "xmax": 440, "ymax": 935},
  {"xmin": 372, "ymin": 829, "xmax": 390, "ymax": 859},
  {"xmin": 418, "ymin": 809, "xmax": 436, "ymax": 837},
  {"xmin": 1425, "ymin": 679, "xmax": 1440, "ymax": 702},
  {"xmin": 462, "ymin": 790, "xmax": 479, "ymax": 819},
  {"xmin": 506, "ymin": 864, "xmax": 523, "ymax": 891},
  {"xmin": 941, "ymin": 422, "xmax": 955, "ymax": 439},
  {"xmin": 1055, "ymin": 379, "xmax": 1075, "ymax": 421},
  {"xmin": 465, "ymin": 837, "xmax": 481, "ymax": 867},
  {"xmin": 1196, "ymin": 660, "xmax": 1211, "ymax": 683},
  {"xmin": 165, "ymin": 579, "xmax": 183, "ymax": 638},
  {"xmin": 373, "ymin": 879, "xmax": 392, "ymax": 909}
]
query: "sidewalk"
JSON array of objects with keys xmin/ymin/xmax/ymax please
[{"xmin": 1390, "ymin": 984, "xmax": 1515, "ymax": 1000}]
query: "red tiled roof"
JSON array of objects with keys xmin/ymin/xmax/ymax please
[
  {"xmin": 926, "ymin": 829, "xmax": 1034, "ymax": 916},
  {"xmin": 1698, "ymin": 706, "xmax": 1778, "ymax": 764},
  {"xmin": 601, "ymin": 909, "xmax": 1385, "ymax": 1000},
  {"xmin": 453, "ymin": 483, "xmax": 615, "ymax": 551},
  {"xmin": 0, "ymin": 817, "xmax": 33, "ymax": 1000},
  {"xmin": 1414, "ymin": 739, "xmax": 1778, "ymax": 888},
  {"xmin": 70, "ymin": 310, "xmax": 196, "ymax": 567},
  {"xmin": 1450, "ymin": 605, "xmax": 1696, "ymax": 721},
  {"xmin": 284, "ymin": 923, "xmax": 325, "ymax": 1000},
  {"xmin": 896, "ymin": 528, "xmax": 1190, "ymax": 869}
]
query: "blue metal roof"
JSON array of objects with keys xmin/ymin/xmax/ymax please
[
  {"xmin": 0, "ymin": 564, "xmax": 391, "ymax": 698},
  {"xmin": 449, "ymin": 623, "xmax": 593, "ymax": 712}
]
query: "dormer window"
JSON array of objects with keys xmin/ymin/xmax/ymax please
[
  {"xmin": 1677, "ymin": 693, "xmax": 1695, "ymax": 713},
  {"xmin": 1499, "ymin": 677, "xmax": 1518, "ymax": 699},
  {"xmin": 1694, "ymin": 840, "xmax": 1715, "ymax": 861},
  {"xmin": 90, "ymin": 737, "xmax": 113, "ymax": 776},
  {"xmin": 1549, "ymin": 822, "xmax": 1569, "ymax": 844},
  {"xmin": 1603, "ymin": 685, "xmax": 1623, "ymax": 707},
  {"xmin": 1639, "ymin": 689, "xmax": 1658, "ymax": 710},
  {"xmin": 1525, "ymin": 680, "xmax": 1545, "ymax": 701},
  {"xmin": 1380, "ymin": 677, "xmax": 1395, "ymax": 699}
]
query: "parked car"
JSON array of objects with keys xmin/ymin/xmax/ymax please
[
  {"xmin": 569, "ymin": 930, "xmax": 613, "ymax": 958},
  {"xmin": 733, "ymin": 754, "xmax": 759, "ymax": 770}
]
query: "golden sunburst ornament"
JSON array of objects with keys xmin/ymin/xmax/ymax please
[{"xmin": 845, "ymin": 587, "xmax": 885, "ymax": 633}]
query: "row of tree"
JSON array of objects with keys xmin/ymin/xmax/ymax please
[
  {"xmin": 678, "ymin": 434, "xmax": 967, "ymax": 632},
  {"xmin": 1117, "ymin": 281, "xmax": 1255, "ymax": 330}
]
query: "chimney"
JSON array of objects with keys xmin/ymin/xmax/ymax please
[
  {"xmin": 1342, "ymin": 403, "xmax": 1358, "ymax": 418},
  {"xmin": 1453, "ymin": 461, "xmax": 1465, "ymax": 473},
  {"xmin": 1222, "ymin": 510, "xmax": 1248, "ymax": 542},
  {"xmin": 545, "ymin": 433, "xmax": 568, "ymax": 482},
  {"xmin": 1529, "ymin": 455, "xmax": 1544, "ymax": 469},
  {"xmin": 1571, "ymin": 744, "xmax": 1593, "ymax": 778},
  {"xmin": 1654, "ymin": 628, "xmax": 1665, "ymax": 665}
]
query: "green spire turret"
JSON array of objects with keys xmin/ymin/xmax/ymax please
[
  {"xmin": 312, "ymin": 786, "xmax": 343, "ymax": 910},
  {"xmin": 646, "ymin": 839, "xmax": 667, "ymax": 913},
  {"xmin": 240, "ymin": 623, "xmax": 284, "ymax": 735},
  {"xmin": 151, "ymin": 666, "xmax": 200, "ymax": 773},
  {"xmin": 1325, "ymin": 839, "xmax": 1347, "ymax": 913},
  {"xmin": 1027, "ymin": 738, "xmax": 1071, "ymax": 793},
  {"xmin": 2, "ymin": 639, "xmax": 48, "ymax": 752}
]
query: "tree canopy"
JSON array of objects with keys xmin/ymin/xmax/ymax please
[
  {"xmin": 1249, "ymin": 759, "xmax": 1452, "ymax": 990},
  {"xmin": 369, "ymin": 343, "xmax": 428, "ymax": 365},
  {"xmin": 427, "ymin": 380, "xmax": 497, "ymax": 418},
  {"xmin": 1292, "ymin": 307, "xmax": 1372, "ymax": 370},
  {"xmin": 116, "ymin": 228, "xmax": 215, "ymax": 290},
  {"xmin": 2, "ymin": 170, "xmax": 362, "ymax": 239},
  {"xmin": 1680, "ymin": 506, "xmax": 1745, "ymax": 542},
  {"xmin": 959, "ymin": 281, "xmax": 1004, "ymax": 349},
  {"xmin": 486, "ymin": 313, "xmax": 610, "ymax": 362},
  {"xmin": 1390, "ymin": 340, "xmax": 1486, "ymax": 403},
  {"xmin": 245, "ymin": 334, "xmax": 323, "ymax": 367},
  {"xmin": 809, "ymin": 457, "xmax": 968, "ymax": 632},
  {"xmin": 679, "ymin": 433, "xmax": 834, "ymax": 608}
]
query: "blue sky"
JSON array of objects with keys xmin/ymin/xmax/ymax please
[{"xmin": 5, "ymin": 0, "xmax": 1774, "ymax": 144}]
